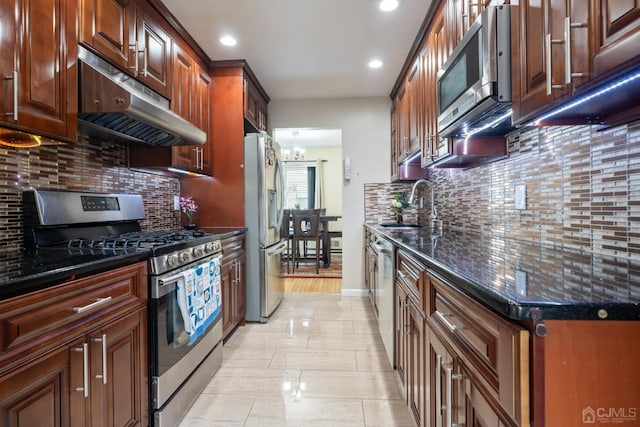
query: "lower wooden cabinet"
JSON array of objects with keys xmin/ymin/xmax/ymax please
[
  {"xmin": 0, "ymin": 262, "xmax": 148, "ymax": 427},
  {"xmin": 221, "ymin": 234, "xmax": 247, "ymax": 339}
]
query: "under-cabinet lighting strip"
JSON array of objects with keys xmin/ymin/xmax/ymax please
[{"xmin": 533, "ymin": 69, "xmax": 640, "ymax": 125}]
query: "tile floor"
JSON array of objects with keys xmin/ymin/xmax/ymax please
[{"xmin": 179, "ymin": 292, "xmax": 415, "ymax": 426}]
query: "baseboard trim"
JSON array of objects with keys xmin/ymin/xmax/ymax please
[{"xmin": 341, "ymin": 288, "xmax": 369, "ymax": 297}]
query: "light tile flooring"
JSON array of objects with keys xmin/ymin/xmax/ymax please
[{"xmin": 179, "ymin": 292, "xmax": 415, "ymax": 426}]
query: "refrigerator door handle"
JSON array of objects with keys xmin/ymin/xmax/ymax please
[
  {"xmin": 274, "ymin": 156, "xmax": 286, "ymax": 233},
  {"xmin": 268, "ymin": 239, "xmax": 289, "ymax": 255}
]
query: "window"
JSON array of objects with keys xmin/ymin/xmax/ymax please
[{"xmin": 284, "ymin": 164, "xmax": 316, "ymax": 209}]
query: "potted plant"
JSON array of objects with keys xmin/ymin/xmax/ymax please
[
  {"xmin": 390, "ymin": 191, "xmax": 409, "ymax": 224},
  {"xmin": 179, "ymin": 196, "xmax": 198, "ymax": 229}
]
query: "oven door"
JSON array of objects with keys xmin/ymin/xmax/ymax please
[{"xmin": 149, "ymin": 254, "xmax": 222, "ymax": 409}]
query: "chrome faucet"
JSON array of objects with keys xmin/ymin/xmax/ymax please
[{"xmin": 409, "ymin": 179, "xmax": 438, "ymax": 230}]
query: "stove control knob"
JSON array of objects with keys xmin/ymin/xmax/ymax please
[
  {"xmin": 180, "ymin": 252, "xmax": 190, "ymax": 263},
  {"xmin": 204, "ymin": 243, "xmax": 215, "ymax": 253},
  {"xmin": 193, "ymin": 247, "xmax": 204, "ymax": 258},
  {"xmin": 167, "ymin": 254, "xmax": 179, "ymax": 268}
]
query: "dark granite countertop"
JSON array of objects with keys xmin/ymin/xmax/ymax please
[
  {"xmin": 368, "ymin": 224, "xmax": 640, "ymax": 321},
  {"xmin": 0, "ymin": 227, "xmax": 247, "ymax": 302},
  {"xmin": 0, "ymin": 248, "xmax": 151, "ymax": 301}
]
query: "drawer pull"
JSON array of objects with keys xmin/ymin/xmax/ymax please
[
  {"xmin": 435, "ymin": 310, "xmax": 458, "ymax": 331},
  {"xmin": 73, "ymin": 343, "xmax": 89, "ymax": 398},
  {"xmin": 73, "ymin": 296, "xmax": 112, "ymax": 313}
]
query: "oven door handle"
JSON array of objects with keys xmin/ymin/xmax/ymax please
[{"xmin": 154, "ymin": 273, "xmax": 186, "ymax": 298}]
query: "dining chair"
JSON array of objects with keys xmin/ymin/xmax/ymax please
[{"xmin": 291, "ymin": 209, "xmax": 323, "ymax": 274}]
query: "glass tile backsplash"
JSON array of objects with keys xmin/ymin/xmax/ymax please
[
  {"xmin": 366, "ymin": 121, "xmax": 640, "ymax": 259},
  {"xmin": 0, "ymin": 136, "xmax": 179, "ymax": 251}
]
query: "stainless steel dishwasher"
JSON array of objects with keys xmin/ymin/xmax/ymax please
[{"xmin": 373, "ymin": 235, "xmax": 394, "ymax": 366}]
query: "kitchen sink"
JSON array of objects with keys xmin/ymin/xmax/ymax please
[{"xmin": 379, "ymin": 223, "xmax": 423, "ymax": 229}]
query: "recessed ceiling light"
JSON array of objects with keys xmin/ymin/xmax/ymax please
[
  {"xmin": 368, "ymin": 59, "xmax": 384, "ymax": 69},
  {"xmin": 379, "ymin": 0, "xmax": 399, "ymax": 12},
  {"xmin": 220, "ymin": 35, "xmax": 237, "ymax": 46}
]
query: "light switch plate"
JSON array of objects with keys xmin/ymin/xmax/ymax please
[
  {"xmin": 173, "ymin": 195, "xmax": 180, "ymax": 211},
  {"xmin": 515, "ymin": 184, "xmax": 526, "ymax": 210}
]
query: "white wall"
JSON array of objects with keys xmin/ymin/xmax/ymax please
[{"xmin": 269, "ymin": 97, "xmax": 391, "ymax": 294}]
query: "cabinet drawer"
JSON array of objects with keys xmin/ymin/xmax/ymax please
[
  {"xmin": 0, "ymin": 262, "xmax": 147, "ymax": 370},
  {"xmin": 221, "ymin": 234, "xmax": 245, "ymax": 258},
  {"xmin": 428, "ymin": 272, "xmax": 529, "ymax": 422},
  {"xmin": 396, "ymin": 250, "xmax": 425, "ymax": 312}
]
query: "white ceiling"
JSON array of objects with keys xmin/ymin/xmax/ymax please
[
  {"xmin": 161, "ymin": 0, "xmax": 432, "ymax": 100},
  {"xmin": 273, "ymin": 128, "xmax": 342, "ymax": 149}
]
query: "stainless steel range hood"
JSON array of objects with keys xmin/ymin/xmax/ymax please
[{"xmin": 78, "ymin": 46, "xmax": 206, "ymax": 147}]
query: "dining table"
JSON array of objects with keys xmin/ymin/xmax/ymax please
[{"xmin": 287, "ymin": 212, "xmax": 341, "ymax": 268}]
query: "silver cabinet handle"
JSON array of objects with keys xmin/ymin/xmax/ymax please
[
  {"xmin": 128, "ymin": 42, "xmax": 139, "ymax": 74},
  {"xmin": 4, "ymin": 71, "xmax": 18, "ymax": 121},
  {"xmin": 73, "ymin": 296, "xmax": 112, "ymax": 313},
  {"xmin": 435, "ymin": 310, "xmax": 457, "ymax": 332},
  {"xmin": 141, "ymin": 47, "xmax": 148, "ymax": 77},
  {"xmin": 564, "ymin": 17, "xmax": 587, "ymax": 84},
  {"xmin": 73, "ymin": 343, "xmax": 89, "ymax": 398},
  {"xmin": 93, "ymin": 334, "xmax": 107, "ymax": 385},
  {"xmin": 545, "ymin": 33, "xmax": 564, "ymax": 95},
  {"xmin": 436, "ymin": 354, "xmax": 443, "ymax": 425},
  {"xmin": 445, "ymin": 362, "xmax": 453, "ymax": 427}
]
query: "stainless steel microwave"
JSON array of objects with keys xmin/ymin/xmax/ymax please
[{"xmin": 437, "ymin": 5, "xmax": 512, "ymax": 138}]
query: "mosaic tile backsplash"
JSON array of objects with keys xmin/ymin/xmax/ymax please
[
  {"xmin": 365, "ymin": 122, "xmax": 640, "ymax": 259},
  {"xmin": 0, "ymin": 137, "xmax": 179, "ymax": 251}
]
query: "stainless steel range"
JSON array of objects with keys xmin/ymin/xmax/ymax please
[{"xmin": 23, "ymin": 188, "xmax": 224, "ymax": 427}]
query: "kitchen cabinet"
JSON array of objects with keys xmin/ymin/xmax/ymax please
[
  {"xmin": 0, "ymin": 0, "xmax": 77, "ymax": 142},
  {"xmin": 512, "ymin": 0, "xmax": 640, "ymax": 125},
  {"xmin": 592, "ymin": 2, "xmax": 640, "ymax": 79},
  {"xmin": 79, "ymin": 0, "xmax": 172, "ymax": 99},
  {"xmin": 426, "ymin": 271, "xmax": 530, "ymax": 426},
  {"xmin": 394, "ymin": 249, "xmax": 427, "ymax": 427},
  {"xmin": 390, "ymin": 100, "xmax": 400, "ymax": 181},
  {"xmin": 181, "ymin": 61, "xmax": 270, "ymax": 227},
  {"xmin": 0, "ymin": 262, "xmax": 148, "ymax": 427},
  {"xmin": 245, "ymin": 77, "xmax": 269, "ymax": 132},
  {"xmin": 221, "ymin": 234, "xmax": 247, "ymax": 339},
  {"xmin": 130, "ymin": 41, "xmax": 212, "ymax": 176},
  {"xmin": 78, "ymin": 0, "xmax": 136, "ymax": 72}
]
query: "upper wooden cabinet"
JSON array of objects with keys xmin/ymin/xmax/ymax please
[
  {"xmin": 512, "ymin": 0, "xmax": 640, "ymax": 125},
  {"xmin": 244, "ymin": 77, "xmax": 269, "ymax": 132},
  {"xmin": 0, "ymin": 0, "xmax": 77, "ymax": 142},
  {"xmin": 78, "ymin": 0, "xmax": 136, "ymax": 72},
  {"xmin": 180, "ymin": 61, "xmax": 269, "ymax": 227},
  {"xmin": 79, "ymin": 0, "xmax": 172, "ymax": 98},
  {"xmin": 592, "ymin": 1, "xmax": 640, "ymax": 78}
]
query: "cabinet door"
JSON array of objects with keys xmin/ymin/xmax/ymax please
[
  {"xmin": 408, "ymin": 301, "xmax": 425, "ymax": 427},
  {"xmin": 431, "ymin": 5, "xmax": 452, "ymax": 163},
  {"xmin": 171, "ymin": 43, "xmax": 197, "ymax": 171},
  {"xmin": 0, "ymin": 0, "xmax": 77, "ymax": 140},
  {"xmin": 244, "ymin": 79, "xmax": 260, "ymax": 130},
  {"xmin": 233, "ymin": 256, "xmax": 247, "ymax": 326},
  {"xmin": 221, "ymin": 258, "xmax": 235, "ymax": 338},
  {"xmin": 136, "ymin": 5, "xmax": 171, "ymax": 98},
  {"xmin": 390, "ymin": 101, "xmax": 399, "ymax": 180},
  {"xmin": 90, "ymin": 309, "xmax": 147, "ymax": 427},
  {"xmin": 592, "ymin": 1, "xmax": 640, "ymax": 78},
  {"xmin": 459, "ymin": 363, "xmax": 504, "ymax": 427},
  {"xmin": 194, "ymin": 69, "xmax": 212, "ymax": 174},
  {"xmin": 79, "ymin": 0, "xmax": 136, "ymax": 71},
  {"xmin": 428, "ymin": 326, "xmax": 459, "ymax": 427},
  {"xmin": 407, "ymin": 59, "xmax": 421, "ymax": 157},
  {"xmin": 0, "ymin": 347, "xmax": 70, "ymax": 427},
  {"xmin": 395, "ymin": 283, "xmax": 408, "ymax": 393},
  {"xmin": 396, "ymin": 86, "xmax": 410, "ymax": 162},
  {"xmin": 420, "ymin": 45, "xmax": 434, "ymax": 168}
]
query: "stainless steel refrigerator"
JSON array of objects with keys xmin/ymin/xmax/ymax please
[{"xmin": 244, "ymin": 132, "xmax": 286, "ymax": 322}]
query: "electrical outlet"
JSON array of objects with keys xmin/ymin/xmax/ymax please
[
  {"xmin": 173, "ymin": 196, "xmax": 180, "ymax": 211},
  {"xmin": 515, "ymin": 184, "xmax": 526, "ymax": 210},
  {"xmin": 515, "ymin": 270, "xmax": 527, "ymax": 296}
]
